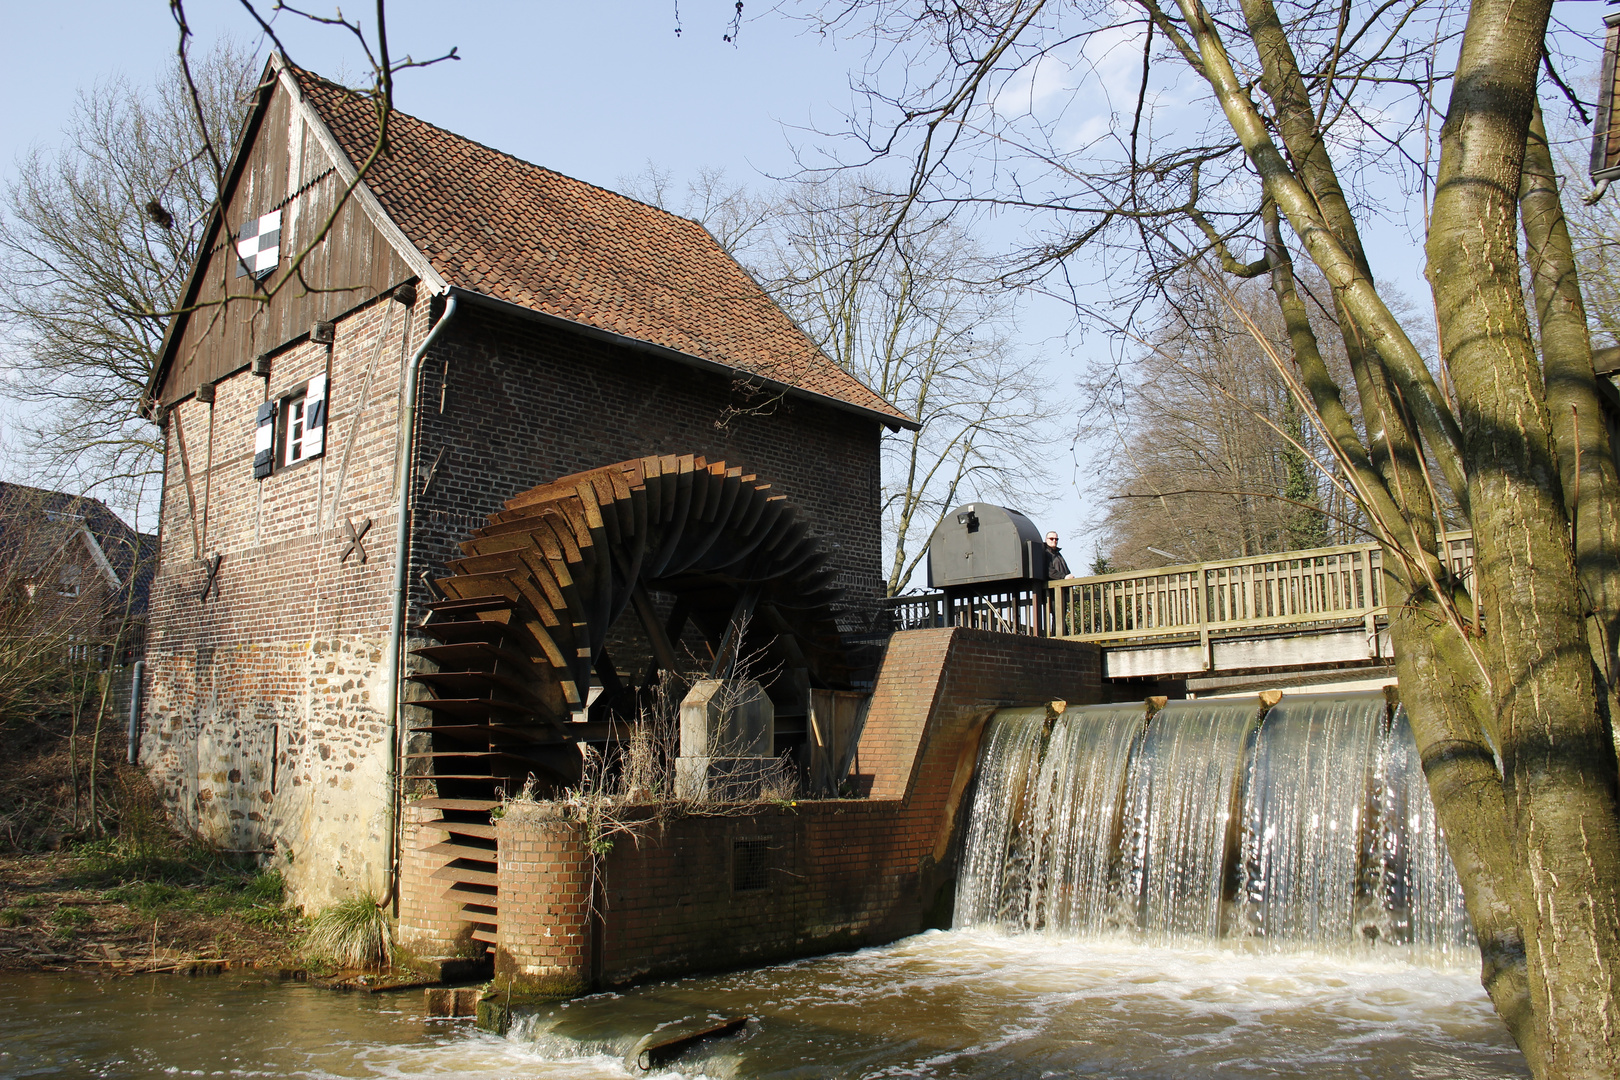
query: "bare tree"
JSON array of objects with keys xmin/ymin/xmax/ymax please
[
  {"xmin": 795, "ymin": 0, "xmax": 1620, "ymax": 1072},
  {"xmin": 0, "ymin": 44, "xmax": 254, "ymax": 510},
  {"xmin": 618, "ymin": 162, "xmax": 774, "ymax": 258},
  {"xmin": 0, "ymin": 482, "xmax": 153, "ymax": 846},
  {"xmin": 759, "ymin": 179, "xmax": 1057, "ymax": 594},
  {"xmin": 1088, "ymin": 274, "xmax": 1352, "ymax": 568},
  {"xmin": 2, "ymin": 1, "xmax": 465, "ymax": 515},
  {"xmin": 1556, "ymin": 135, "xmax": 1620, "ymax": 348}
]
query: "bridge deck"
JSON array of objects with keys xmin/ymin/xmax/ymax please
[{"xmin": 884, "ymin": 533, "xmax": 1474, "ymax": 679}]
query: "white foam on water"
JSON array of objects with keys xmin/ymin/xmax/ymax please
[{"xmin": 506, "ymin": 929, "xmax": 1527, "ymax": 1079}]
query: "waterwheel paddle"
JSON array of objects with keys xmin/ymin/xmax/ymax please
[{"xmin": 403, "ymin": 454, "xmax": 855, "ymax": 952}]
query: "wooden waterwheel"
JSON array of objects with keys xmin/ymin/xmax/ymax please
[{"xmin": 404, "ymin": 454, "xmax": 855, "ymax": 950}]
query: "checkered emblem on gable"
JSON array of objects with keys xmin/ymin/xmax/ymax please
[{"xmin": 235, "ymin": 209, "xmax": 281, "ymax": 278}]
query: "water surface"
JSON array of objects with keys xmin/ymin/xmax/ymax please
[
  {"xmin": 519, "ymin": 930, "xmax": 1526, "ymax": 1079},
  {"xmin": 0, "ymin": 970, "xmax": 618, "ymax": 1079},
  {"xmin": 0, "ymin": 931, "xmax": 1527, "ymax": 1079}
]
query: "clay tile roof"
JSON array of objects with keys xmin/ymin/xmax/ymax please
[{"xmin": 292, "ymin": 71, "xmax": 911, "ymax": 426}]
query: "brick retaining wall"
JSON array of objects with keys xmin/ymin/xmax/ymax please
[{"xmin": 489, "ymin": 627, "xmax": 1102, "ymax": 990}]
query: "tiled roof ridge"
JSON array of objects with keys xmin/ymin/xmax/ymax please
[
  {"xmin": 285, "ymin": 64, "xmax": 712, "ymax": 239},
  {"xmin": 282, "ymin": 61, "xmax": 913, "ymax": 426},
  {"xmin": 0, "ymin": 481, "xmax": 115, "ymax": 520}
]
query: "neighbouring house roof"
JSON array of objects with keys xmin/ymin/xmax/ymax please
[
  {"xmin": 150, "ymin": 58, "xmax": 914, "ymax": 430},
  {"xmin": 0, "ymin": 483, "xmax": 157, "ymax": 616}
]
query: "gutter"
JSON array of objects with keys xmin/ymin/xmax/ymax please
[
  {"xmin": 446, "ymin": 287, "xmax": 919, "ymax": 433},
  {"xmin": 384, "ymin": 290, "xmax": 459, "ymax": 908}
]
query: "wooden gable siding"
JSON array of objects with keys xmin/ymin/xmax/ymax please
[{"xmin": 159, "ymin": 77, "xmax": 416, "ymax": 405}]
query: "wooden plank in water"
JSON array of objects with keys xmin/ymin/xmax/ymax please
[{"xmin": 634, "ymin": 1016, "xmax": 750, "ymax": 1071}]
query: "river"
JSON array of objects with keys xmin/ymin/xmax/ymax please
[{"xmin": 0, "ymin": 929, "xmax": 1526, "ymax": 1079}]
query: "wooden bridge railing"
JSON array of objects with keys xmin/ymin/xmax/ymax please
[
  {"xmin": 881, "ymin": 532, "xmax": 1475, "ymax": 646},
  {"xmin": 1051, "ymin": 532, "xmax": 1473, "ymax": 644}
]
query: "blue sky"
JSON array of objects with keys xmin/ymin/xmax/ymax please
[
  {"xmin": 1, "ymin": 3, "xmax": 861, "ymax": 195},
  {"xmin": 4, "ymin": 2, "xmax": 1606, "ymax": 565},
  {"xmin": 0, "ymin": 1, "xmax": 1103, "ymax": 562}
]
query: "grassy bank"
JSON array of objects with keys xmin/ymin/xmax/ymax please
[
  {"xmin": 0, "ymin": 679, "xmax": 303, "ymax": 971},
  {"xmin": 0, "ymin": 817, "xmax": 302, "ymax": 973},
  {"xmin": 0, "ymin": 694, "xmax": 431, "ymax": 984}
]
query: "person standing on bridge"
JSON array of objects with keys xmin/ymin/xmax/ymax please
[{"xmin": 1044, "ymin": 531, "xmax": 1071, "ymax": 580}]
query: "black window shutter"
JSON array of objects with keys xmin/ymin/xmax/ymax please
[
  {"xmin": 253, "ymin": 401, "xmax": 275, "ymax": 478},
  {"xmin": 304, "ymin": 373, "xmax": 328, "ymax": 458}
]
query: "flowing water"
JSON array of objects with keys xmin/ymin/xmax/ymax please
[
  {"xmin": 956, "ymin": 694, "xmax": 1474, "ymax": 963},
  {"xmin": 0, "ymin": 970, "xmax": 620, "ymax": 1078},
  {"xmin": 0, "ymin": 936, "xmax": 1525, "ymax": 1078},
  {"xmin": 1, "ymin": 692, "xmax": 1520, "ymax": 1077}
]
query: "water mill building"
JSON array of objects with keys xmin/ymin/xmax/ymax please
[
  {"xmin": 137, "ymin": 57, "xmax": 1453, "ymax": 1001},
  {"xmin": 138, "ymin": 55, "xmax": 915, "ymax": 911}
]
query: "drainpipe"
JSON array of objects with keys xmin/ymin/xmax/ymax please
[
  {"xmin": 125, "ymin": 660, "xmax": 145, "ymax": 765},
  {"xmin": 384, "ymin": 290, "xmax": 459, "ymax": 908}
]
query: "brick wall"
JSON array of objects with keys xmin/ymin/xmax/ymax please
[
  {"xmin": 144, "ymin": 292, "xmax": 887, "ymax": 910},
  {"xmin": 494, "ymin": 806, "xmax": 591, "ymax": 994},
  {"xmin": 398, "ymin": 803, "xmax": 478, "ymax": 954},
  {"xmin": 144, "ymin": 292, "xmax": 417, "ymax": 903},
  {"xmin": 408, "ymin": 306, "xmax": 886, "ymax": 622},
  {"xmin": 492, "ymin": 627, "xmax": 1103, "ymax": 990}
]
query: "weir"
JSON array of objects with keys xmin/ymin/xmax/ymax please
[{"xmin": 955, "ymin": 691, "xmax": 1472, "ymax": 961}]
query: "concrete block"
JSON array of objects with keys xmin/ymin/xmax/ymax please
[
  {"xmin": 674, "ymin": 755, "xmax": 777, "ymax": 801},
  {"xmin": 425, "ymin": 986, "xmax": 481, "ymax": 1017},
  {"xmin": 680, "ymin": 679, "xmax": 774, "ymax": 759}
]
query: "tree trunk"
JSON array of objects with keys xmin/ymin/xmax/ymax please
[
  {"xmin": 1429, "ymin": 0, "xmax": 1620, "ymax": 1073},
  {"xmin": 1519, "ymin": 97, "xmax": 1620, "ymax": 760},
  {"xmin": 87, "ymin": 663, "xmax": 116, "ymax": 838},
  {"xmin": 1261, "ymin": 196, "xmax": 1543, "ymax": 1054},
  {"xmin": 1386, "ymin": 596, "xmax": 1544, "ymax": 1061}
]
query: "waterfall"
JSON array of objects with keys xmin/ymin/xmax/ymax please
[
  {"xmin": 1120, "ymin": 699, "xmax": 1256, "ymax": 941},
  {"xmin": 955, "ymin": 692, "xmax": 1474, "ymax": 961}
]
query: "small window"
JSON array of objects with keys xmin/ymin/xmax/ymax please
[
  {"xmin": 254, "ymin": 373, "xmax": 327, "ymax": 479},
  {"xmin": 733, "ymin": 838, "xmax": 770, "ymax": 892},
  {"xmin": 57, "ymin": 564, "xmax": 82, "ymax": 598},
  {"xmin": 281, "ymin": 392, "xmax": 311, "ymax": 466}
]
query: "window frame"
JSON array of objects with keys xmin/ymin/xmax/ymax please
[
  {"xmin": 259, "ymin": 373, "xmax": 328, "ymax": 478},
  {"xmin": 278, "ymin": 387, "xmax": 313, "ymax": 468}
]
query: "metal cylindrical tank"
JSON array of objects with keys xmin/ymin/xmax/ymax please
[{"xmin": 927, "ymin": 503, "xmax": 1048, "ymax": 588}]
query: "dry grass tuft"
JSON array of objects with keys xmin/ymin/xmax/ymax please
[{"xmin": 303, "ymin": 893, "xmax": 392, "ymax": 971}]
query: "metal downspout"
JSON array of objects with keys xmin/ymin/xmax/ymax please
[{"xmin": 385, "ymin": 293, "xmax": 458, "ymax": 908}]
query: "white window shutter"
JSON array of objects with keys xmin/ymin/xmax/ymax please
[
  {"xmin": 253, "ymin": 401, "xmax": 275, "ymax": 478},
  {"xmin": 304, "ymin": 373, "xmax": 328, "ymax": 457}
]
